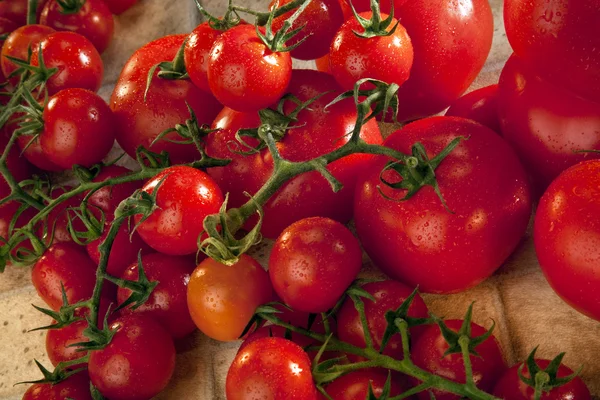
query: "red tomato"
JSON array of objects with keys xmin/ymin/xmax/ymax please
[
  {"xmin": 187, "ymin": 254, "xmax": 273, "ymax": 341},
  {"xmin": 336, "ymin": 280, "xmax": 429, "ymax": 361},
  {"xmin": 111, "ymin": 34, "xmax": 221, "ymax": 164},
  {"xmin": 269, "ymin": 217, "xmax": 362, "ymax": 313},
  {"xmin": 0, "ymin": 202, "xmax": 36, "ymax": 261},
  {"xmin": 207, "ymin": 24, "xmax": 292, "ymax": 112},
  {"xmin": 226, "ymin": 337, "xmax": 318, "ymax": 400},
  {"xmin": 354, "ymin": 117, "xmax": 532, "ymax": 293},
  {"xmin": 184, "ymin": 22, "xmax": 224, "ymax": 93},
  {"xmin": 0, "ymin": 17, "xmax": 18, "ymax": 88},
  {"xmin": 205, "ymin": 69, "xmax": 382, "ymax": 239},
  {"xmin": 534, "ymin": 160, "xmax": 600, "ymax": 321},
  {"xmin": 445, "ymin": 84, "xmax": 501, "ymax": 134},
  {"xmin": 22, "ymin": 371, "xmax": 93, "ymax": 400},
  {"xmin": 86, "ymin": 165, "xmax": 141, "ymax": 220},
  {"xmin": 45, "ymin": 319, "xmax": 88, "ymax": 368},
  {"xmin": 329, "ymin": 12, "xmax": 413, "ymax": 90},
  {"xmin": 323, "ymin": 369, "xmax": 408, "ymax": 400},
  {"xmin": 40, "ymin": 0, "xmax": 114, "ymax": 54},
  {"xmin": 88, "ymin": 314, "xmax": 176, "ymax": 400},
  {"xmin": 16, "ymin": 133, "xmax": 62, "ymax": 172},
  {"xmin": 497, "ymin": 55, "xmax": 600, "ymax": 194},
  {"xmin": 102, "ymin": 0, "xmax": 138, "ymax": 15},
  {"xmin": 411, "ymin": 320, "xmax": 506, "ymax": 399},
  {"xmin": 493, "ymin": 359, "xmax": 591, "ymax": 400},
  {"xmin": 133, "ymin": 166, "xmax": 223, "ymax": 255},
  {"xmin": 0, "ymin": 0, "xmax": 47, "ymax": 26},
  {"xmin": 504, "ymin": 0, "xmax": 600, "ymax": 104}
]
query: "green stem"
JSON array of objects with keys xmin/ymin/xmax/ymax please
[
  {"xmin": 27, "ymin": 0, "xmax": 39, "ymax": 25},
  {"xmin": 233, "ymin": 0, "xmax": 310, "ymax": 25}
]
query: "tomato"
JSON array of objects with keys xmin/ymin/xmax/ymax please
[
  {"xmin": 269, "ymin": 0, "xmax": 344, "ymax": 61},
  {"xmin": 504, "ymin": 0, "xmax": 600, "ymax": 104},
  {"xmin": 411, "ymin": 320, "xmax": 506, "ymax": 399},
  {"xmin": 315, "ymin": 54, "xmax": 330, "ymax": 73},
  {"xmin": 269, "ymin": 217, "xmax": 362, "ymax": 313},
  {"xmin": 187, "ymin": 254, "xmax": 273, "ymax": 341},
  {"xmin": 86, "ymin": 165, "xmax": 141, "ymax": 220},
  {"xmin": 111, "ymin": 34, "xmax": 221, "ymax": 164},
  {"xmin": 226, "ymin": 337, "xmax": 318, "ymax": 400},
  {"xmin": 31, "ymin": 31, "xmax": 104, "ymax": 96},
  {"xmin": 354, "ymin": 117, "xmax": 532, "ymax": 293},
  {"xmin": 0, "ymin": 203, "xmax": 36, "ymax": 261},
  {"xmin": 445, "ymin": 84, "xmax": 500, "ymax": 134},
  {"xmin": 45, "ymin": 319, "xmax": 89, "ymax": 368},
  {"xmin": 16, "ymin": 134, "xmax": 62, "ymax": 172},
  {"xmin": 0, "ymin": 133, "xmax": 31, "ymax": 198},
  {"xmin": 534, "ymin": 160, "xmax": 600, "ymax": 321},
  {"xmin": 102, "ymin": 0, "xmax": 138, "ymax": 15},
  {"xmin": 0, "ymin": 0, "xmax": 47, "ymax": 26},
  {"xmin": 493, "ymin": 359, "xmax": 591, "ymax": 400},
  {"xmin": 205, "ymin": 69, "xmax": 382, "ymax": 239},
  {"xmin": 22, "ymin": 371, "xmax": 93, "ymax": 400},
  {"xmin": 497, "ymin": 55, "xmax": 600, "ymax": 194},
  {"xmin": 117, "ymin": 253, "xmax": 197, "ymax": 339},
  {"xmin": 323, "ymin": 369, "xmax": 408, "ymax": 400},
  {"xmin": 0, "ymin": 17, "xmax": 18, "ymax": 88},
  {"xmin": 133, "ymin": 166, "xmax": 223, "ymax": 255},
  {"xmin": 40, "ymin": 0, "xmax": 114, "ymax": 54},
  {"xmin": 88, "ymin": 314, "xmax": 176, "ymax": 400},
  {"xmin": 184, "ymin": 22, "xmax": 224, "ymax": 93},
  {"xmin": 207, "ymin": 24, "xmax": 292, "ymax": 112},
  {"xmin": 329, "ymin": 12, "xmax": 413, "ymax": 90},
  {"xmin": 336, "ymin": 280, "xmax": 429, "ymax": 361}
]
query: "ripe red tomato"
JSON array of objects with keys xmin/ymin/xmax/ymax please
[
  {"xmin": 226, "ymin": 337, "xmax": 318, "ymax": 400},
  {"xmin": 411, "ymin": 320, "xmax": 506, "ymax": 399},
  {"xmin": 102, "ymin": 0, "xmax": 138, "ymax": 15},
  {"xmin": 22, "ymin": 371, "xmax": 93, "ymax": 400},
  {"xmin": 323, "ymin": 369, "xmax": 408, "ymax": 400},
  {"xmin": 187, "ymin": 254, "xmax": 273, "ymax": 341},
  {"xmin": 354, "ymin": 117, "xmax": 532, "ymax": 293},
  {"xmin": 184, "ymin": 22, "xmax": 223, "ymax": 93},
  {"xmin": 329, "ymin": 12, "xmax": 413, "ymax": 90},
  {"xmin": 133, "ymin": 166, "xmax": 223, "ymax": 255},
  {"xmin": 445, "ymin": 84, "xmax": 501, "ymax": 134},
  {"xmin": 40, "ymin": 0, "xmax": 114, "ymax": 54},
  {"xmin": 207, "ymin": 24, "xmax": 292, "ymax": 112},
  {"xmin": 88, "ymin": 314, "xmax": 176, "ymax": 400},
  {"xmin": 534, "ymin": 160, "xmax": 600, "ymax": 321},
  {"xmin": 497, "ymin": 55, "xmax": 600, "ymax": 194},
  {"xmin": 16, "ymin": 133, "xmax": 62, "ymax": 172},
  {"xmin": 86, "ymin": 165, "xmax": 141, "ymax": 220},
  {"xmin": 269, "ymin": 217, "xmax": 362, "ymax": 313},
  {"xmin": 111, "ymin": 34, "xmax": 221, "ymax": 164},
  {"xmin": 46, "ymin": 319, "xmax": 88, "ymax": 368}
]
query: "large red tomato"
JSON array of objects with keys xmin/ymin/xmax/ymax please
[{"xmin": 22, "ymin": 371, "xmax": 93, "ymax": 400}]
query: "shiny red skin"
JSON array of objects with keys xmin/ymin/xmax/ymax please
[
  {"xmin": 88, "ymin": 314, "xmax": 176, "ymax": 400},
  {"xmin": 31, "ymin": 31, "xmax": 103, "ymax": 96},
  {"xmin": 117, "ymin": 253, "xmax": 197, "ymax": 339},
  {"xmin": 16, "ymin": 134, "xmax": 63, "ymax": 172},
  {"xmin": 184, "ymin": 22, "xmax": 223, "ymax": 93},
  {"xmin": 412, "ymin": 320, "xmax": 506, "ymax": 399},
  {"xmin": 206, "ymin": 70, "xmax": 383, "ymax": 239},
  {"xmin": 354, "ymin": 117, "xmax": 532, "ymax": 293},
  {"xmin": 270, "ymin": 0, "xmax": 344, "ymax": 60},
  {"xmin": 40, "ymin": 0, "xmax": 114, "ymax": 54},
  {"xmin": 269, "ymin": 217, "xmax": 363, "ymax": 313},
  {"xmin": 22, "ymin": 371, "xmax": 93, "ymax": 400},
  {"xmin": 323, "ymin": 369, "xmax": 408, "ymax": 400},
  {"xmin": 0, "ymin": 17, "xmax": 18, "ymax": 87},
  {"xmin": 329, "ymin": 12, "xmax": 413, "ymax": 91},
  {"xmin": 504, "ymin": 0, "xmax": 600, "ymax": 104},
  {"xmin": 134, "ymin": 166, "xmax": 224, "ymax": 255},
  {"xmin": 497, "ymin": 55, "xmax": 600, "ymax": 194},
  {"xmin": 102, "ymin": 0, "xmax": 138, "ymax": 15},
  {"xmin": 0, "ymin": 0, "xmax": 47, "ymax": 26},
  {"xmin": 337, "ymin": 280, "xmax": 429, "ymax": 361},
  {"xmin": 86, "ymin": 165, "xmax": 141, "ymax": 220},
  {"xmin": 445, "ymin": 84, "xmax": 500, "ymax": 134},
  {"xmin": 493, "ymin": 359, "xmax": 591, "ymax": 400},
  {"xmin": 534, "ymin": 160, "xmax": 600, "ymax": 321},
  {"xmin": 207, "ymin": 24, "xmax": 292, "ymax": 112},
  {"xmin": 111, "ymin": 34, "xmax": 221, "ymax": 164},
  {"xmin": 0, "ymin": 133, "xmax": 31, "ymax": 198},
  {"xmin": 226, "ymin": 337, "xmax": 319, "ymax": 400},
  {"xmin": 46, "ymin": 319, "xmax": 88, "ymax": 367}
]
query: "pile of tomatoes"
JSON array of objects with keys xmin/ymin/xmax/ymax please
[{"xmin": 0, "ymin": 0, "xmax": 599, "ymax": 398}]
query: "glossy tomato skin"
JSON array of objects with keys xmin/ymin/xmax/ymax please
[
  {"xmin": 40, "ymin": 0, "xmax": 114, "ymax": 54},
  {"xmin": 445, "ymin": 84, "xmax": 500, "ymax": 134},
  {"xmin": 88, "ymin": 314, "xmax": 176, "ymax": 400},
  {"xmin": 497, "ymin": 55, "xmax": 600, "ymax": 194},
  {"xmin": 534, "ymin": 160, "xmax": 600, "ymax": 321},
  {"xmin": 412, "ymin": 320, "xmax": 506, "ymax": 399},
  {"xmin": 337, "ymin": 280, "xmax": 429, "ymax": 361},
  {"xmin": 102, "ymin": 0, "xmax": 138, "ymax": 14},
  {"xmin": 111, "ymin": 34, "xmax": 221, "ymax": 164},
  {"xmin": 329, "ymin": 12, "xmax": 413, "ymax": 90},
  {"xmin": 184, "ymin": 22, "xmax": 223, "ymax": 93},
  {"xmin": 226, "ymin": 337, "xmax": 319, "ymax": 400},
  {"xmin": 269, "ymin": 217, "xmax": 363, "ymax": 313},
  {"xmin": 323, "ymin": 369, "xmax": 408, "ymax": 400},
  {"xmin": 187, "ymin": 254, "xmax": 273, "ymax": 341},
  {"xmin": 354, "ymin": 117, "xmax": 532, "ymax": 293},
  {"xmin": 207, "ymin": 24, "xmax": 292, "ymax": 112},
  {"xmin": 0, "ymin": 0, "xmax": 47, "ymax": 26},
  {"xmin": 22, "ymin": 371, "xmax": 93, "ymax": 400},
  {"xmin": 493, "ymin": 359, "xmax": 591, "ymax": 400},
  {"xmin": 86, "ymin": 165, "xmax": 141, "ymax": 220},
  {"xmin": 134, "ymin": 166, "xmax": 223, "ymax": 255},
  {"xmin": 16, "ymin": 134, "xmax": 62, "ymax": 172},
  {"xmin": 46, "ymin": 319, "xmax": 89, "ymax": 368}
]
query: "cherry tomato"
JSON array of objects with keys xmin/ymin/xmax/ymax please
[
  {"xmin": 187, "ymin": 254, "xmax": 273, "ymax": 341},
  {"xmin": 40, "ymin": 0, "xmax": 114, "ymax": 54},
  {"xmin": 411, "ymin": 320, "xmax": 506, "ymax": 399},
  {"xmin": 354, "ymin": 117, "xmax": 532, "ymax": 293},
  {"xmin": 323, "ymin": 369, "xmax": 408, "ymax": 400},
  {"xmin": 86, "ymin": 165, "xmax": 141, "ymax": 220},
  {"xmin": 0, "ymin": 133, "xmax": 31, "ymax": 198},
  {"xmin": 0, "ymin": 0, "xmax": 47, "ymax": 26},
  {"xmin": 445, "ymin": 84, "xmax": 500, "ymax": 134},
  {"xmin": 184, "ymin": 22, "xmax": 224, "ymax": 93},
  {"xmin": 88, "ymin": 314, "xmax": 176, "ymax": 400},
  {"xmin": 207, "ymin": 24, "xmax": 292, "ymax": 112},
  {"xmin": 22, "ymin": 371, "xmax": 93, "ymax": 400},
  {"xmin": 16, "ymin": 133, "xmax": 62, "ymax": 172},
  {"xmin": 45, "ymin": 319, "xmax": 89, "ymax": 368},
  {"xmin": 534, "ymin": 160, "xmax": 600, "ymax": 321},
  {"xmin": 102, "ymin": 0, "xmax": 138, "ymax": 15},
  {"xmin": 269, "ymin": 217, "xmax": 362, "ymax": 313},
  {"xmin": 329, "ymin": 12, "xmax": 413, "ymax": 90},
  {"xmin": 133, "ymin": 166, "xmax": 223, "ymax": 255},
  {"xmin": 0, "ymin": 202, "xmax": 36, "ymax": 262},
  {"xmin": 111, "ymin": 34, "xmax": 221, "ymax": 164},
  {"xmin": 226, "ymin": 337, "xmax": 319, "ymax": 400}
]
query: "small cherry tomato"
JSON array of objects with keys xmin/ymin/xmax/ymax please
[
  {"xmin": 102, "ymin": 0, "xmax": 138, "ymax": 15},
  {"xmin": 22, "ymin": 371, "xmax": 93, "ymax": 400},
  {"xmin": 445, "ymin": 84, "xmax": 500, "ymax": 134},
  {"xmin": 45, "ymin": 319, "xmax": 88, "ymax": 368},
  {"xmin": 16, "ymin": 133, "xmax": 62, "ymax": 172},
  {"xmin": 184, "ymin": 22, "xmax": 224, "ymax": 93},
  {"xmin": 323, "ymin": 369, "xmax": 409, "ymax": 400}
]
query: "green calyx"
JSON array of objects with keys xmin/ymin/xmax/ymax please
[
  {"xmin": 105, "ymin": 251, "xmax": 158, "ymax": 312},
  {"xmin": 194, "ymin": 0, "xmax": 241, "ymax": 31},
  {"xmin": 29, "ymin": 283, "xmax": 83, "ymax": 331},
  {"xmin": 144, "ymin": 40, "xmax": 189, "ymax": 102},
  {"xmin": 349, "ymin": 0, "xmax": 400, "ymax": 39},
  {"xmin": 256, "ymin": 0, "xmax": 313, "ymax": 52},
  {"xmin": 57, "ymin": 0, "xmax": 86, "ymax": 14}
]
